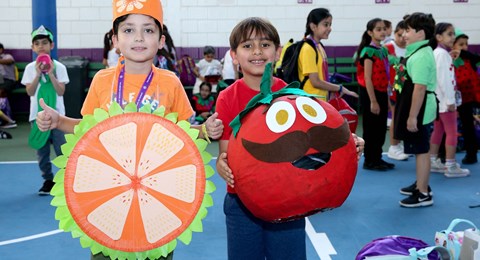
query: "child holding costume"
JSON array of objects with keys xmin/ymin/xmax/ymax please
[
  {"xmin": 395, "ymin": 13, "xmax": 437, "ymax": 208},
  {"xmin": 216, "ymin": 16, "xmax": 364, "ymax": 260},
  {"xmin": 216, "ymin": 17, "xmax": 306, "ymax": 259},
  {"xmin": 429, "ymin": 23, "xmax": 470, "ymax": 178},
  {"xmin": 453, "ymin": 29, "xmax": 480, "ymax": 165},
  {"xmin": 298, "ymin": 8, "xmax": 358, "ymax": 100},
  {"xmin": 21, "ymin": 25, "xmax": 69, "ymax": 195},
  {"xmin": 35, "ymin": 1, "xmax": 223, "ymax": 259},
  {"xmin": 355, "ymin": 18, "xmax": 394, "ymax": 171}
]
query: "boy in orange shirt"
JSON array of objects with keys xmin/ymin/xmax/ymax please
[{"xmin": 36, "ymin": 0, "xmax": 222, "ymax": 140}]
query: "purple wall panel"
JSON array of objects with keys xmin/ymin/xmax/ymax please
[{"xmin": 7, "ymin": 45, "xmax": 480, "ymax": 63}]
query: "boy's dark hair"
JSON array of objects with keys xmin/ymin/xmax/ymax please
[
  {"xmin": 384, "ymin": 19, "xmax": 392, "ymax": 28},
  {"xmin": 454, "ymin": 34, "xmax": 469, "ymax": 44},
  {"xmin": 404, "ymin": 12, "xmax": 436, "ymax": 40},
  {"xmin": 355, "ymin": 18, "xmax": 383, "ymax": 63},
  {"xmin": 229, "ymin": 17, "xmax": 280, "ymax": 51},
  {"xmin": 394, "ymin": 20, "xmax": 406, "ymax": 33},
  {"xmin": 0, "ymin": 43, "xmax": 3, "ymax": 49},
  {"xmin": 304, "ymin": 8, "xmax": 332, "ymax": 37},
  {"xmin": 32, "ymin": 26, "xmax": 53, "ymax": 43},
  {"xmin": 203, "ymin": 46, "xmax": 215, "ymax": 55},
  {"xmin": 112, "ymin": 15, "xmax": 163, "ymax": 39}
]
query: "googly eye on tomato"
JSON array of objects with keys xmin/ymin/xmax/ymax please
[
  {"xmin": 295, "ymin": 96, "xmax": 327, "ymax": 124},
  {"xmin": 265, "ymin": 101, "xmax": 296, "ymax": 133}
]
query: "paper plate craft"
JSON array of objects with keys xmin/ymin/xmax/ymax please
[
  {"xmin": 228, "ymin": 63, "xmax": 358, "ymax": 222},
  {"xmin": 50, "ymin": 102, "xmax": 215, "ymax": 260},
  {"xmin": 36, "ymin": 53, "xmax": 51, "ymax": 73}
]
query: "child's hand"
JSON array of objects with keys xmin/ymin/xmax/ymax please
[
  {"xmin": 447, "ymin": 104, "xmax": 456, "ymax": 112},
  {"xmin": 352, "ymin": 133, "xmax": 364, "ymax": 161},
  {"xmin": 407, "ymin": 116, "xmax": 418, "ymax": 132},
  {"xmin": 450, "ymin": 49, "xmax": 460, "ymax": 60},
  {"xmin": 205, "ymin": 112, "xmax": 223, "ymax": 139},
  {"xmin": 342, "ymin": 87, "xmax": 359, "ymax": 98},
  {"xmin": 216, "ymin": 152, "xmax": 234, "ymax": 187},
  {"xmin": 370, "ymin": 101, "xmax": 380, "ymax": 115},
  {"xmin": 36, "ymin": 98, "xmax": 60, "ymax": 132}
]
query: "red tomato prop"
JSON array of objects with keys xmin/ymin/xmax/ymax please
[{"xmin": 227, "ymin": 66, "xmax": 358, "ymax": 222}]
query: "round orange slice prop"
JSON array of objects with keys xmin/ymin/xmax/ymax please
[{"xmin": 50, "ymin": 102, "xmax": 215, "ymax": 259}]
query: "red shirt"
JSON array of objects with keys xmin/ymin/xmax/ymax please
[
  {"xmin": 216, "ymin": 77, "xmax": 287, "ymax": 193},
  {"xmin": 356, "ymin": 46, "xmax": 389, "ymax": 92}
]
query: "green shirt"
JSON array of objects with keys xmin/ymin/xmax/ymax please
[{"xmin": 405, "ymin": 40, "xmax": 437, "ymax": 124}]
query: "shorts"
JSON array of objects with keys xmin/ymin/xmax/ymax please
[{"xmin": 403, "ymin": 123, "xmax": 433, "ymax": 154}]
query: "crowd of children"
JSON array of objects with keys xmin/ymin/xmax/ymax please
[{"xmin": 353, "ymin": 13, "xmax": 479, "ymax": 208}]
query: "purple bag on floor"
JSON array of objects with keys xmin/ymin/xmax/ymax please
[{"xmin": 356, "ymin": 235, "xmax": 437, "ymax": 260}]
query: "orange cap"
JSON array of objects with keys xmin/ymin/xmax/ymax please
[{"xmin": 113, "ymin": 0, "xmax": 163, "ymax": 26}]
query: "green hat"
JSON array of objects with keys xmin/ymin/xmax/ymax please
[
  {"xmin": 455, "ymin": 28, "xmax": 468, "ymax": 39},
  {"xmin": 31, "ymin": 25, "xmax": 54, "ymax": 42}
]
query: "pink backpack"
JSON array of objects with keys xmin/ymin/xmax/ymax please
[{"xmin": 177, "ymin": 55, "xmax": 196, "ymax": 86}]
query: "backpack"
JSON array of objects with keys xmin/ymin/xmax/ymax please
[
  {"xmin": 177, "ymin": 54, "xmax": 197, "ymax": 86},
  {"xmin": 276, "ymin": 38, "xmax": 318, "ymax": 88}
]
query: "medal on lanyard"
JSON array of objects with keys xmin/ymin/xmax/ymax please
[{"xmin": 116, "ymin": 65, "xmax": 154, "ymax": 108}]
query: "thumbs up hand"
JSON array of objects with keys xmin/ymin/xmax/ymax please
[
  {"xmin": 204, "ymin": 112, "xmax": 223, "ymax": 140},
  {"xmin": 36, "ymin": 98, "xmax": 59, "ymax": 131}
]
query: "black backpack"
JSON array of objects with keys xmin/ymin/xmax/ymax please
[{"xmin": 276, "ymin": 39, "xmax": 318, "ymax": 88}]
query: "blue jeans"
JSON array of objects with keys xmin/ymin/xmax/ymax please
[
  {"xmin": 37, "ymin": 129, "xmax": 66, "ymax": 181},
  {"xmin": 224, "ymin": 193, "xmax": 306, "ymax": 260}
]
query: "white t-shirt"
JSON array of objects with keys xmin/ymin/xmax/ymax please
[
  {"xmin": 193, "ymin": 58, "xmax": 222, "ymax": 94},
  {"xmin": 222, "ymin": 50, "xmax": 236, "ymax": 80},
  {"xmin": 433, "ymin": 47, "xmax": 456, "ymax": 113},
  {"xmin": 107, "ymin": 48, "xmax": 120, "ymax": 68},
  {"xmin": 21, "ymin": 60, "xmax": 70, "ymax": 122}
]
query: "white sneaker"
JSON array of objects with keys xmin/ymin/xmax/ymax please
[
  {"xmin": 388, "ymin": 145, "xmax": 408, "ymax": 161},
  {"xmin": 430, "ymin": 158, "xmax": 445, "ymax": 173},
  {"xmin": 444, "ymin": 163, "xmax": 470, "ymax": 178}
]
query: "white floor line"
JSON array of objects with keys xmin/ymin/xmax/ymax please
[
  {"xmin": 305, "ymin": 217, "xmax": 336, "ymax": 260},
  {"xmin": 0, "ymin": 229, "xmax": 63, "ymax": 246},
  {"xmin": 0, "ymin": 161, "xmax": 38, "ymax": 165}
]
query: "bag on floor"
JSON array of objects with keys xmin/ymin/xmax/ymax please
[
  {"xmin": 434, "ymin": 218, "xmax": 478, "ymax": 259},
  {"xmin": 361, "ymin": 246, "xmax": 451, "ymax": 260},
  {"xmin": 459, "ymin": 228, "xmax": 480, "ymax": 260},
  {"xmin": 356, "ymin": 235, "xmax": 438, "ymax": 260}
]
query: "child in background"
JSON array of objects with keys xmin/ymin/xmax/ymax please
[
  {"xmin": 395, "ymin": 13, "xmax": 437, "ymax": 207},
  {"xmin": 385, "ymin": 20, "xmax": 409, "ymax": 161},
  {"xmin": 193, "ymin": 46, "xmax": 222, "ymax": 94},
  {"xmin": 102, "ymin": 29, "xmax": 120, "ymax": 68},
  {"xmin": 298, "ymin": 8, "xmax": 358, "ymax": 101},
  {"xmin": 453, "ymin": 29, "xmax": 480, "ymax": 164},
  {"xmin": 355, "ymin": 18, "xmax": 394, "ymax": 171},
  {"xmin": 382, "ymin": 19, "xmax": 394, "ymax": 44},
  {"xmin": 0, "ymin": 110, "xmax": 16, "ymax": 129},
  {"xmin": 429, "ymin": 23, "xmax": 470, "ymax": 178},
  {"xmin": 191, "ymin": 81, "xmax": 215, "ymax": 124},
  {"xmin": 21, "ymin": 25, "xmax": 70, "ymax": 195}
]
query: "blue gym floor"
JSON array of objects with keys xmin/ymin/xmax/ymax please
[{"xmin": 0, "ymin": 154, "xmax": 479, "ymax": 260}]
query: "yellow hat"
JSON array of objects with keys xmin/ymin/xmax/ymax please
[{"xmin": 113, "ymin": 0, "xmax": 163, "ymax": 26}]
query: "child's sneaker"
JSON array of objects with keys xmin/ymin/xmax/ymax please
[
  {"xmin": 38, "ymin": 180, "xmax": 55, "ymax": 196},
  {"xmin": 444, "ymin": 163, "xmax": 470, "ymax": 178},
  {"xmin": 0, "ymin": 121, "xmax": 17, "ymax": 129},
  {"xmin": 399, "ymin": 189, "xmax": 433, "ymax": 208},
  {"xmin": 430, "ymin": 158, "xmax": 445, "ymax": 173},
  {"xmin": 387, "ymin": 145, "xmax": 409, "ymax": 161},
  {"xmin": 400, "ymin": 181, "xmax": 433, "ymax": 196}
]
